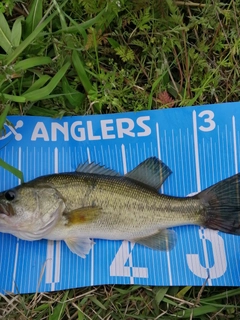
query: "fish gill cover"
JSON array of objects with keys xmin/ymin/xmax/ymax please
[{"xmin": 0, "ymin": 102, "xmax": 240, "ymax": 294}]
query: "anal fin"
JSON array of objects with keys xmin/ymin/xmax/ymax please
[
  {"xmin": 133, "ymin": 229, "xmax": 177, "ymax": 251},
  {"xmin": 65, "ymin": 238, "xmax": 94, "ymax": 258}
]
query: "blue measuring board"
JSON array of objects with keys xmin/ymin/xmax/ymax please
[{"xmin": 0, "ymin": 102, "xmax": 240, "ymax": 294}]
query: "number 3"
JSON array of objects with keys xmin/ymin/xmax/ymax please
[{"xmin": 198, "ymin": 110, "xmax": 216, "ymax": 132}]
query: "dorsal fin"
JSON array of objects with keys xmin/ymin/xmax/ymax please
[
  {"xmin": 125, "ymin": 157, "xmax": 172, "ymax": 190},
  {"xmin": 76, "ymin": 162, "xmax": 120, "ymax": 176}
]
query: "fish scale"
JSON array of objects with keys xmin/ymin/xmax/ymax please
[{"xmin": 42, "ymin": 173, "xmax": 201, "ymax": 233}]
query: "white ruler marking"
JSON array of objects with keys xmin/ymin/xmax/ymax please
[
  {"xmin": 121, "ymin": 144, "xmax": 127, "ymax": 174},
  {"xmin": 192, "ymin": 111, "xmax": 212, "ymax": 285},
  {"xmin": 11, "ymin": 147, "xmax": 22, "ymax": 292},
  {"xmin": 101, "ymin": 145, "xmax": 104, "ymax": 163},
  {"xmin": 54, "ymin": 148, "xmax": 61, "ymax": 287},
  {"xmin": 217, "ymin": 127, "xmax": 222, "ymax": 180},
  {"xmin": 54, "ymin": 148, "xmax": 58, "ymax": 173},
  {"xmin": 46, "ymin": 148, "xmax": 61, "ymax": 290},
  {"xmin": 225, "ymin": 125, "xmax": 230, "ymax": 176},
  {"xmin": 11, "ymin": 238, "xmax": 19, "ymax": 293},
  {"xmin": 46, "ymin": 241, "xmax": 54, "ymax": 283},
  {"xmin": 232, "ymin": 116, "xmax": 238, "ymax": 173},
  {"xmin": 121, "ymin": 144, "xmax": 134, "ymax": 283},
  {"xmin": 129, "ymin": 143, "xmax": 133, "ymax": 169},
  {"xmin": 33, "ymin": 146, "xmax": 36, "ymax": 177},
  {"xmin": 179, "ymin": 129, "xmax": 185, "ymax": 195},
  {"xmin": 200, "ymin": 228, "xmax": 212, "ymax": 285},
  {"xmin": 87, "ymin": 148, "xmax": 95, "ymax": 286},
  {"xmin": 210, "ymin": 138, "xmax": 215, "ymax": 183},
  {"xmin": 156, "ymin": 123, "xmax": 172, "ymax": 285},
  {"xmin": 108, "ymin": 145, "xmax": 112, "ymax": 168},
  {"xmin": 192, "ymin": 111, "xmax": 201, "ymax": 192},
  {"xmin": 54, "ymin": 241, "xmax": 61, "ymax": 284},
  {"xmin": 87, "ymin": 147, "xmax": 91, "ymax": 163},
  {"xmin": 156, "ymin": 123, "xmax": 163, "ymax": 189},
  {"xmin": 129, "ymin": 242, "xmax": 134, "ymax": 284},
  {"xmin": 186, "ymin": 129, "xmax": 193, "ymax": 190}
]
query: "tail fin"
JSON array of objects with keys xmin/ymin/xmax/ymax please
[{"xmin": 196, "ymin": 174, "xmax": 240, "ymax": 235}]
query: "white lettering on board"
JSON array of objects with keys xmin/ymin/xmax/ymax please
[
  {"xmin": 116, "ymin": 118, "xmax": 135, "ymax": 138},
  {"xmin": 87, "ymin": 121, "xmax": 101, "ymax": 140},
  {"xmin": 110, "ymin": 241, "xmax": 148, "ymax": 281},
  {"xmin": 137, "ymin": 116, "xmax": 151, "ymax": 136},
  {"xmin": 31, "ymin": 122, "xmax": 49, "ymax": 141},
  {"xmin": 101, "ymin": 120, "xmax": 115, "ymax": 139},
  {"xmin": 186, "ymin": 229, "xmax": 227, "ymax": 281},
  {"xmin": 51, "ymin": 122, "xmax": 69, "ymax": 141},
  {"xmin": 70, "ymin": 121, "xmax": 85, "ymax": 141},
  {"xmin": 31, "ymin": 116, "xmax": 152, "ymax": 141},
  {"xmin": 198, "ymin": 110, "xmax": 216, "ymax": 132}
]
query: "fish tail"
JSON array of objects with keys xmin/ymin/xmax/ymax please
[{"xmin": 196, "ymin": 174, "xmax": 240, "ymax": 235}]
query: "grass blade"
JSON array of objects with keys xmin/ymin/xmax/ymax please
[
  {"xmin": 52, "ymin": 0, "xmax": 67, "ymax": 29},
  {"xmin": 1, "ymin": 94, "xmax": 26, "ymax": 103},
  {"xmin": 72, "ymin": 50, "xmax": 101, "ymax": 112},
  {"xmin": 24, "ymin": 0, "xmax": 43, "ymax": 37},
  {"xmin": 0, "ymin": 158, "xmax": 24, "ymax": 183},
  {"xmin": 26, "ymin": 106, "xmax": 59, "ymax": 116},
  {"xmin": 49, "ymin": 290, "xmax": 69, "ymax": 320},
  {"xmin": 174, "ymin": 305, "xmax": 219, "ymax": 318},
  {"xmin": 60, "ymin": 13, "xmax": 87, "ymax": 44},
  {"xmin": 11, "ymin": 16, "xmax": 24, "ymax": 48},
  {"xmin": 89, "ymin": 296, "xmax": 107, "ymax": 310},
  {"xmin": 108, "ymin": 37, "xmax": 120, "ymax": 49},
  {"xmin": 176, "ymin": 286, "xmax": 192, "ymax": 299},
  {"xmin": 24, "ymin": 75, "xmax": 51, "ymax": 94},
  {"xmin": 55, "ymin": 8, "xmax": 106, "ymax": 35},
  {"xmin": 15, "ymin": 57, "xmax": 52, "ymax": 71},
  {"xmin": 201, "ymin": 288, "xmax": 240, "ymax": 302},
  {"xmin": 23, "ymin": 61, "xmax": 70, "ymax": 101},
  {"xmin": 5, "ymin": 5, "xmax": 61, "ymax": 66},
  {"xmin": 72, "ymin": 50, "xmax": 92, "ymax": 93},
  {"xmin": 148, "ymin": 74, "xmax": 166, "ymax": 109},
  {"xmin": 62, "ymin": 76, "xmax": 85, "ymax": 107},
  {"xmin": 0, "ymin": 11, "xmax": 12, "ymax": 54},
  {"xmin": 0, "ymin": 105, "xmax": 10, "ymax": 129},
  {"xmin": 155, "ymin": 287, "xmax": 169, "ymax": 305},
  {"xmin": 0, "ymin": 54, "xmax": 6, "ymax": 60}
]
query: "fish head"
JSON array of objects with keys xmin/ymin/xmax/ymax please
[{"xmin": 0, "ymin": 185, "xmax": 66, "ymax": 240}]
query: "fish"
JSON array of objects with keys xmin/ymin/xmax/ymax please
[{"xmin": 0, "ymin": 157, "xmax": 240, "ymax": 258}]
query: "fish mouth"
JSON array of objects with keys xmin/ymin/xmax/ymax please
[{"xmin": 0, "ymin": 203, "xmax": 14, "ymax": 216}]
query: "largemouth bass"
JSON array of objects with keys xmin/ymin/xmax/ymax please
[{"xmin": 0, "ymin": 157, "xmax": 239, "ymax": 258}]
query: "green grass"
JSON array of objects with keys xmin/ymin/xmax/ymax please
[
  {"xmin": 1, "ymin": 286, "xmax": 240, "ymax": 319},
  {"xmin": 1, "ymin": 0, "xmax": 240, "ymax": 318}
]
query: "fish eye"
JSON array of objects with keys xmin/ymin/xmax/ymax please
[{"xmin": 5, "ymin": 190, "xmax": 16, "ymax": 201}]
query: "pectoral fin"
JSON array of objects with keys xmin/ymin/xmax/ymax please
[
  {"xmin": 134, "ymin": 229, "xmax": 177, "ymax": 251},
  {"xmin": 65, "ymin": 237, "xmax": 94, "ymax": 258}
]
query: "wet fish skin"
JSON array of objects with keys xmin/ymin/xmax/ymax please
[
  {"xmin": 0, "ymin": 185, "xmax": 65, "ymax": 240},
  {"xmin": 40, "ymin": 173, "xmax": 202, "ymax": 240},
  {"xmin": 0, "ymin": 157, "xmax": 239, "ymax": 258}
]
